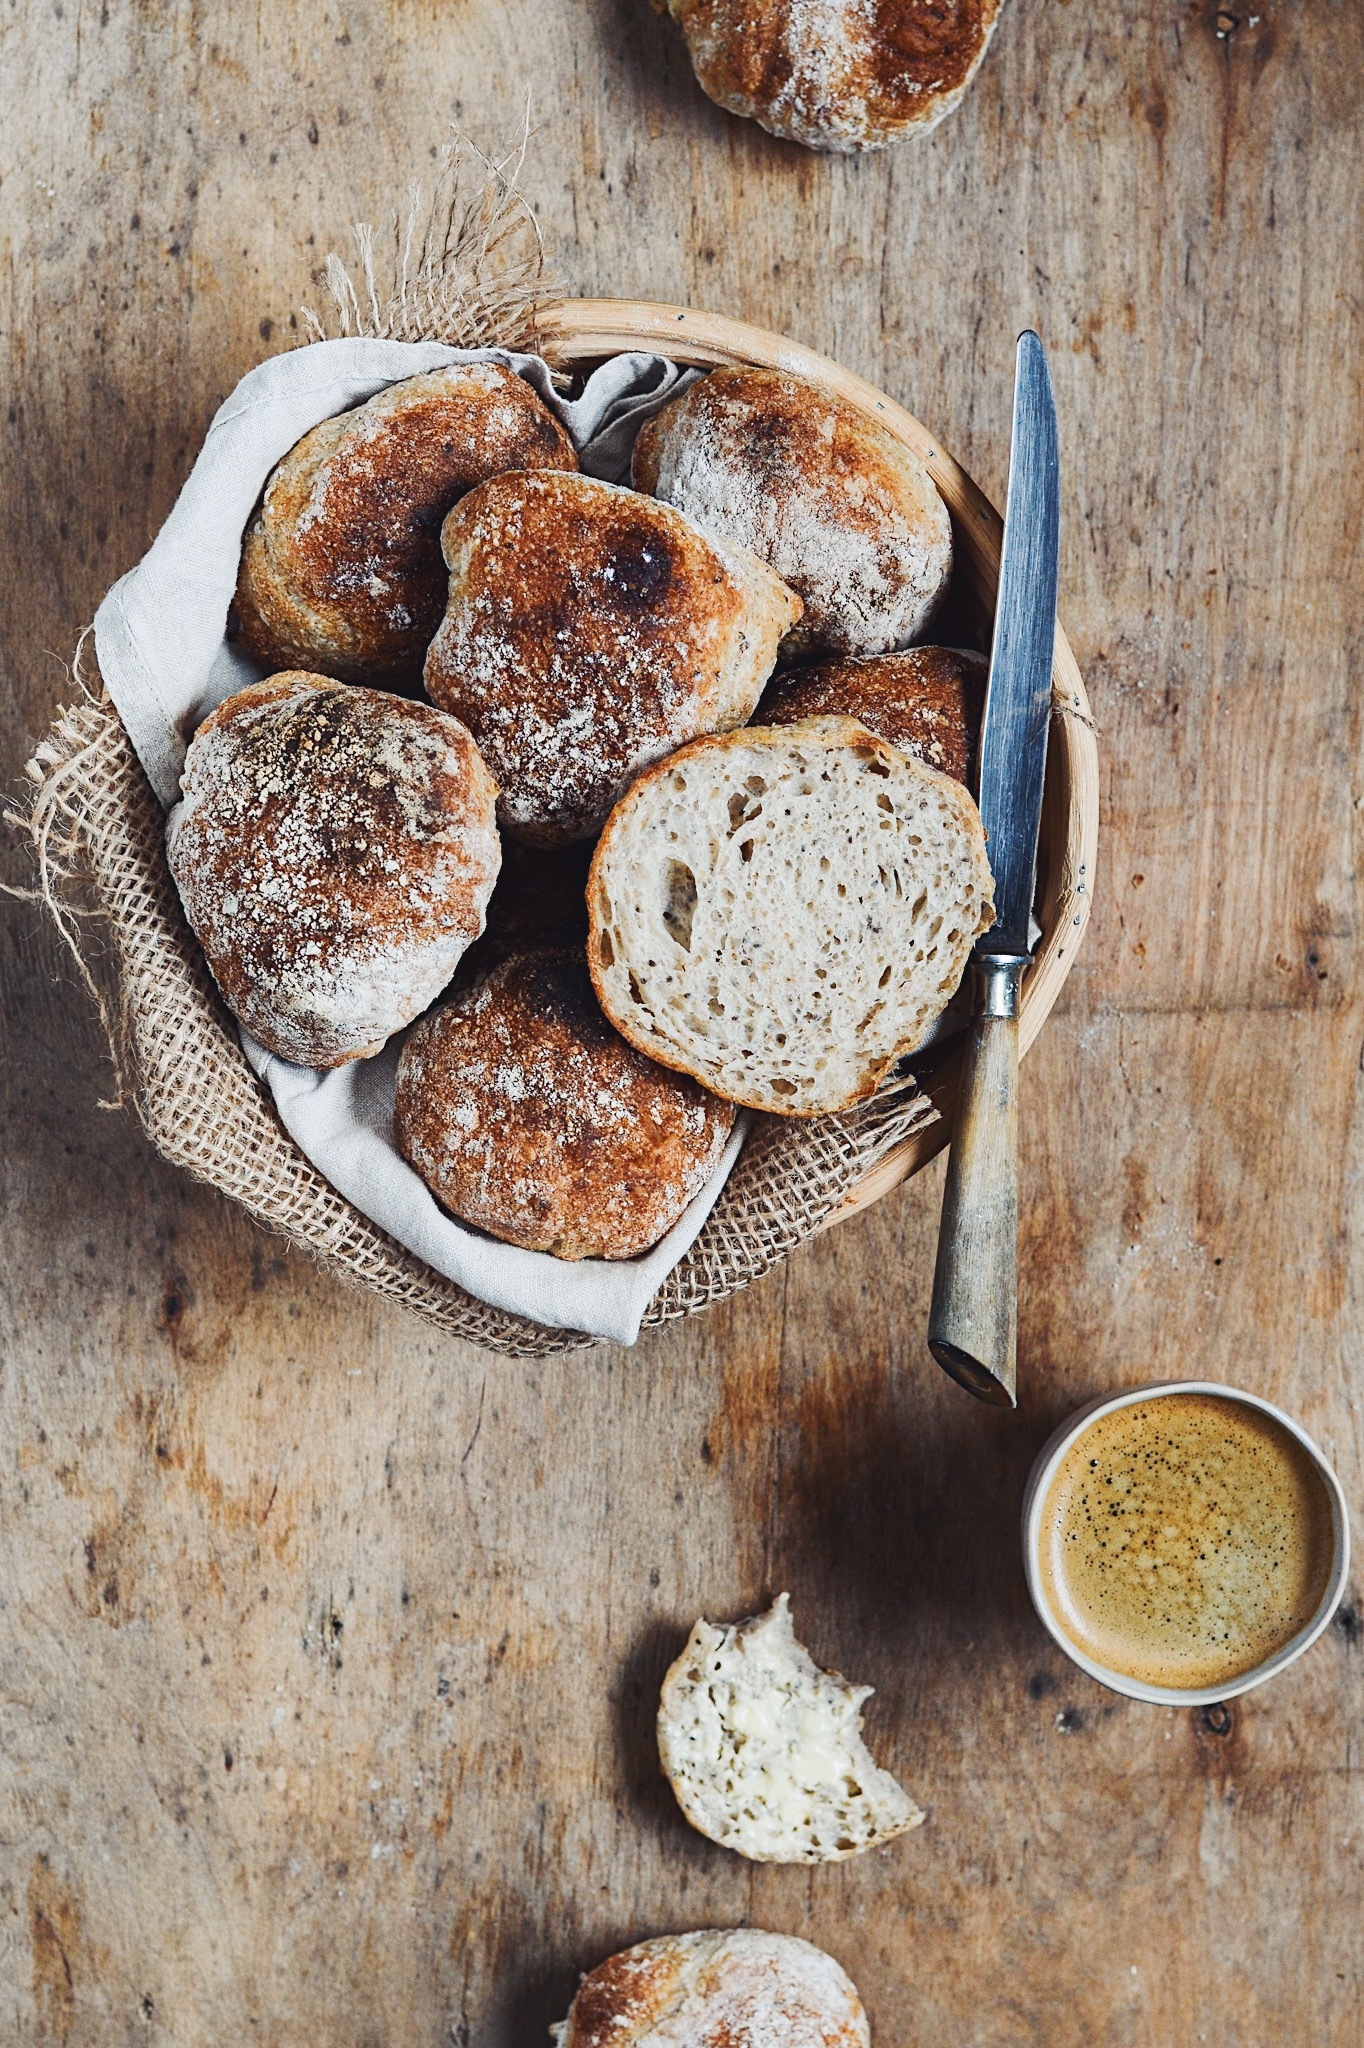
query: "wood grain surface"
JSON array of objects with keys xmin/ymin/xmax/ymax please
[{"xmin": 2, "ymin": 2, "xmax": 1362, "ymax": 2043}]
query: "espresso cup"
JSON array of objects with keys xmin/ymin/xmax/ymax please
[{"xmin": 1021, "ymin": 1381, "xmax": 1351, "ymax": 1706}]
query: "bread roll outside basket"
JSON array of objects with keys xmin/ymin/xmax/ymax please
[{"xmin": 538, "ymin": 300, "xmax": 1099, "ymax": 1227}]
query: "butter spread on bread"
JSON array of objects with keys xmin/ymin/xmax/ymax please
[{"xmin": 658, "ymin": 1593, "xmax": 923, "ymax": 1864}]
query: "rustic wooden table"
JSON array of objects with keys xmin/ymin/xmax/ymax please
[{"xmin": 2, "ymin": 3, "xmax": 1361, "ymax": 2042}]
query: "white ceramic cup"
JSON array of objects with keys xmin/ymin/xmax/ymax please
[{"xmin": 1021, "ymin": 1381, "xmax": 1352, "ymax": 1706}]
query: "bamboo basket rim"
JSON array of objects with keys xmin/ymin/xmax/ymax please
[{"xmin": 535, "ymin": 297, "xmax": 1099, "ymax": 1226}]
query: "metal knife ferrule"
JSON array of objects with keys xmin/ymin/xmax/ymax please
[{"xmin": 973, "ymin": 954, "xmax": 1031, "ymax": 1019}]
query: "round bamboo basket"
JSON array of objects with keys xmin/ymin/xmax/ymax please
[{"xmin": 537, "ymin": 299, "xmax": 1099, "ymax": 1227}]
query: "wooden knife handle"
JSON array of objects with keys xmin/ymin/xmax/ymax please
[{"xmin": 927, "ymin": 958, "xmax": 1026, "ymax": 1408}]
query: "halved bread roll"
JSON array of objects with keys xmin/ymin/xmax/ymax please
[
  {"xmin": 658, "ymin": 1594, "xmax": 923, "ymax": 1864},
  {"xmin": 588, "ymin": 717, "xmax": 994, "ymax": 1116},
  {"xmin": 552, "ymin": 1928, "xmax": 869, "ymax": 2047}
]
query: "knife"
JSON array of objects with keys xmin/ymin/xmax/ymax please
[{"xmin": 927, "ymin": 331, "xmax": 1060, "ymax": 1409}]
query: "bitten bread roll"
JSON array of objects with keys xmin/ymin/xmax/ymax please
[
  {"xmin": 633, "ymin": 368, "xmax": 952, "ymax": 657},
  {"xmin": 394, "ymin": 950, "xmax": 735, "ymax": 1260},
  {"xmin": 760, "ymin": 646, "xmax": 987, "ymax": 787},
  {"xmin": 658, "ymin": 1593, "xmax": 923, "ymax": 1863},
  {"xmin": 234, "ymin": 364, "xmax": 577, "ymax": 684},
  {"xmin": 588, "ymin": 717, "xmax": 994, "ymax": 1116},
  {"xmin": 423, "ymin": 470, "xmax": 800, "ymax": 847},
  {"xmin": 552, "ymin": 1929, "xmax": 869, "ymax": 2048},
  {"xmin": 167, "ymin": 674, "xmax": 499, "ymax": 1067},
  {"xmin": 667, "ymin": 0, "xmax": 1005, "ymax": 153}
]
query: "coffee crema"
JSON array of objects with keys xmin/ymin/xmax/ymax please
[{"xmin": 1037, "ymin": 1392, "xmax": 1337, "ymax": 1691}]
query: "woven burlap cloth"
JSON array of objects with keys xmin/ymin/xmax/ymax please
[{"xmin": 15, "ymin": 142, "xmax": 940, "ymax": 1358}]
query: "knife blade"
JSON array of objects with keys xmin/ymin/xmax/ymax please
[
  {"xmin": 974, "ymin": 329, "xmax": 1060, "ymax": 960},
  {"xmin": 927, "ymin": 331, "xmax": 1060, "ymax": 1407}
]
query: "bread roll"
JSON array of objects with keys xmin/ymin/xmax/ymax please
[
  {"xmin": 234, "ymin": 364, "xmax": 577, "ymax": 684},
  {"xmin": 167, "ymin": 673, "xmax": 499, "ymax": 1067},
  {"xmin": 633, "ymin": 368, "xmax": 952, "ymax": 657},
  {"xmin": 552, "ymin": 1929, "xmax": 869, "ymax": 2048},
  {"xmin": 423, "ymin": 470, "xmax": 800, "ymax": 847},
  {"xmin": 588, "ymin": 717, "xmax": 994, "ymax": 1116},
  {"xmin": 667, "ymin": 0, "xmax": 1005, "ymax": 152},
  {"xmin": 450, "ymin": 837, "xmax": 594, "ymax": 990},
  {"xmin": 760, "ymin": 646, "xmax": 987, "ymax": 787},
  {"xmin": 394, "ymin": 950, "xmax": 735, "ymax": 1260},
  {"xmin": 658, "ymin": 1593, "xmax": 923, "ymax": 1863}
]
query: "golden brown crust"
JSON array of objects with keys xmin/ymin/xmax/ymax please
[
  {"xmin": 233, "ymin": 364, "xmax": 577, "ymax": 685},
  {"xmin": 563, "ymin": 1941, "xmax": 688, "ymax": 2045},
  {"xmin": 423, "ymin": 470, "xmax": 799, "ymax": 847},
  {"xmin": 669, "ymin": 0, "xmax": 1005, "ymax": 152},
  {"xmin": 393, "ymin": 949, "xmax": 735, "ymax": 1260},
  {"xmin": 632, "ymin": 367, "xmax": 951, "ymax": 658},
  {"xmin": 557, "ymin": 1929, "xmax": 871, "ymax": 2046},
  {"xmin": 759, "ymin": 646, "xmax": 987, "ymax": 787},
  {"xmin": 166, "ymin": 673, "xmax": 500, "ymax": 1068}
]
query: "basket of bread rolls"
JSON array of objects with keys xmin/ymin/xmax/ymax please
[{"xmin": 23, "ymin": 184, "xmax": 1096, "ymax": 1357}]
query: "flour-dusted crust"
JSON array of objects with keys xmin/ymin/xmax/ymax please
[
  {"xmin": 166, "ymin": 673, "xmax": 500, "ymax": 1067},
  {"xmin": 234, "ymin": 364, "xmax": 577, "ymax": 684},
  {"xmin": 667, "ymin": 0, "xmax": 1005, "ymax": 152},
  {"xmin": 658, "ymin": 1594, "xmax": 923, "ymax": 1863},
  {"xmin": 552, "ymin": 1928, "xmax": 870, "ymax": 2048},
  {"xmin": 633, "ymin": 368, "xmax": 952, "ymax": 658},
  {"xmin": 394, "ymin": 950, "xmax": 734, "ymax": 1260},
  {"xmin": 760, "ymin": 646, "xmax": 987, "ymax": 787},
  {"xmin": 423, "ymin": 470, "xmax": 801, "ymax": 847},
  {"xmin": 588, "ymin": 717, "xmax": 994, "ymax": 1116}
]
